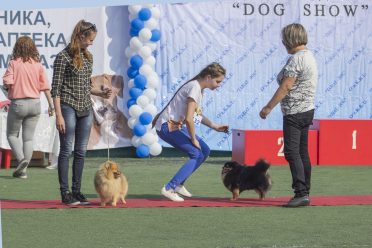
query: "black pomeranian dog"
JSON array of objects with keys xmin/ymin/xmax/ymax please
[{"xmin": 221, "ymin": 159, "xmax": 272, "ymax": 201}]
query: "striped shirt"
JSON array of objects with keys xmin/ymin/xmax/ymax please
[{"xmin": 51, "ymin": 45, "xmax": 93, "ymax": 111}]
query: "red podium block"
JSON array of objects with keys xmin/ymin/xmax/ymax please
[
  {"xmin": 0, "ymin": 149, "xmax": 12, "ymax": 169},
  {"xmin": 232, "ymin": 129, "xmax": 318, "ymax": 166},
  {"xmin": 313, "ymin": 119, "xmax": 372, "ymax": 165}
]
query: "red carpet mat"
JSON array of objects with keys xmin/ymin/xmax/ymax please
[{"xmin": 2, "ymin": 195, "xmax": 372, "ymax": 209}]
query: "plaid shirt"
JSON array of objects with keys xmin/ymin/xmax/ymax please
[{"xmin": 51, "ymin": 45, "xmax": 93, "ymax": 111}]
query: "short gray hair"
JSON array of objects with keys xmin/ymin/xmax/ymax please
[{"xmin": 281, "ymin": 23, "xmax": 308, "ymax": 49}]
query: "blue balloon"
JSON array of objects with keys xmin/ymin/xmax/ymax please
[
  {"xmin": 150, "ymin": 29, "xmax": 161, "ymax": 42},
  {"xmin": 133, "ymin": 124, "xmax": 147, "ymax": 137},
  {"xmin": 129, "ymin": 28, "xmax": 139, "ymax": 37},
  {"xmin": 139, "ymin": 112, "xmax": 153, "ymax": 125},
  {"xmin": 138, "ymin": 8, "xmax": 151, "ymax": 21},
  {"xmin": 134, "ymin": 74, "xmax": 147, "ymax": 89},
  {"xmin": 127, "ymin": 67, "xmax": 138, "ymax": 79},
  {"xmin": 127, "ymin": 98, "xmax": 136, "ymax": 108},
  {"xmin": 130, "ymin": 55, "xmax": 143, "ymax": 69},
  {"xmin": 131, "ymin": 18, "xmax": 144, "ymax": 31},
  {"xmin": 136, "ymin": 144, "xmax": 150, "ymax": 158},
  {"xmin": 129, "ymin": 87, "xmax": 143, "ymax": 99}
]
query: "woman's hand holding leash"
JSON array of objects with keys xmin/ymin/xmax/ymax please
[{"xmin": 214, "ymin": 124, "xmax": 229, "ymax": 133}]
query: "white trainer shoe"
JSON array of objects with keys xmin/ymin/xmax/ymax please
[
  {"xmin": 46, "ymin": 163, "xmax": 58, "ymax": 170},
  {"xmin": 175, "ymin": 185, "xmax": 192, "ymax": 197},
  {"xmin": 161, "ymin": 186, "xmax": 184, "ymax": 202}
]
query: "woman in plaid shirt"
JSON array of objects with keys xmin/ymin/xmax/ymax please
[{"xmin": 51, "ymin": 20, "xmax": 111, "ymax": 206}]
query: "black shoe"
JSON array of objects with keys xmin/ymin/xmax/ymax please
[
  {"xmin": 13, "ymin": 159, "xmax": 29, "ymax": 179},
  {"xmin": 72, "ymin": 192, "xmax": 90, "ymax": 205},
  {"xmin": 283, "ymin": 195, "xmax": 310, "ymax": 208},
  {"xmin": 13, "ymin": 171, "xmax": 28, "ymax": 179},
  {"xmin": 61, "ymin": 191, "xmax": 80, "ymax": 206}
]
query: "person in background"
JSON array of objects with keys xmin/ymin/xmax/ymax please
[
  {"xmin": 2, "ymin": 36, "xmax": 54, "ymax": 179},
  {"xmin": 259, "ymin": 23, "xmax": 318, "ymax": 208},
  {"xmin": 153, "ymin": 62, "xmax": 229, "ymax": 202},
  {"xmin": 51, "ymin": 20, "xmax": 111, "ymax": 206}
]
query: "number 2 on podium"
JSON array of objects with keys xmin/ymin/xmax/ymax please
[
  {"xmin": 352, "ymin": 130, "xmax": 357, "ymax": 150},
  {"xmin": 277, "ymin": 137, "xmax": 284, "ymax": 157}
]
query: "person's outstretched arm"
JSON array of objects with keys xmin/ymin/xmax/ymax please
[{"xmin": 259, "ymin": 76, "xmax": 295, "ymax": 119}]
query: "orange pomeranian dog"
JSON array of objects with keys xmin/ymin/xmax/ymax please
[{"xmin": 94, "ymin": 160, "xmax": 128, "ymax": 207}]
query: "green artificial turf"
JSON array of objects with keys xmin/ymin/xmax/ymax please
[{"xmin": 1, "ymin": 156, "xmax": 372, "ymax": 248}]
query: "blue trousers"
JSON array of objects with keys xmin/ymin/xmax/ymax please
[
  {"xmin": 157, "ymin": 122, "xmax": 210, "ymax": 190},
  {"xmin": 58, "ymin": 104, "xmax": 93, "ymax": 194}
]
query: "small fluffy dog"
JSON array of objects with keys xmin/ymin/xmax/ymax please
[
  {"xmin": 94, "ymin": 160, "xmax": 128, "ymax": 207},
  {"xmin": 221, "ymin": 159, "xmax": 272, "ymax": 201}
]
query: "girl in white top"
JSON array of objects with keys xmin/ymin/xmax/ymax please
[{"xmin": 153, "ymin": 63, "xmax": 229, "ymax": 202}]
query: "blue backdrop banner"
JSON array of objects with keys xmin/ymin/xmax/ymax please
[{"xmin": 154, "ymin": 0, "xmax": 371, "ymax": 150}]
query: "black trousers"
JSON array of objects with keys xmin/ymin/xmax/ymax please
[{"xmin": 283, "ymin": 109, "xmax": 315, "ymax": 197}]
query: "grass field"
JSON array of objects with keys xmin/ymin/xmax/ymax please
[{"xmin": 1, "ymin": 156, "xmax": 372, "ymax": 248}]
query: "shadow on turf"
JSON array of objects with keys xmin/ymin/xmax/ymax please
[{"xmin": 0, "ymin": 175, "xmax": 14, "ymax": 179}]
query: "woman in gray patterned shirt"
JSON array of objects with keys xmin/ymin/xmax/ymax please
[
  {"xmin": 51, "ymin": 20, "xmax": 112, "ymax": 206},
  {"xmin": 259, "ymin": 23, "xmax": 318, "ymax": 208}
]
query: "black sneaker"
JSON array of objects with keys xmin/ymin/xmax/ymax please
[
  {"xmin": 72, "ymin": 192, "xmax": 90, "ymax": 205},
  {"xmin": 13, "ymin": 159, "xmax": 29, "ymax": 179},
  {"xmin": 13, "ymin": 171, "xmax": 27, "ymax": 179},
  {"xmin": 61, "ymin": 191, "xmax": 80, "ymax": 206},
  {"xmin": 283, "ymin": 195, "xmax": 310, "ymax": 208}
]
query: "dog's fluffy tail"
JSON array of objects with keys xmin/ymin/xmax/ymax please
[{"xmin": 254, "ymin": 159, "xmax": 270, "ymax": 172}]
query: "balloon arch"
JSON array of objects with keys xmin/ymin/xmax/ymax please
[{"xmin": 125, "ymin": 5, "xmax": 163, "ymax": 158}]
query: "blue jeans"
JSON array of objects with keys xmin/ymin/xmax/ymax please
[
  {"xmin": 58, "ymin": 104, "xmax": 93, "ymax": 194},
  {"xmin": 283, "ymin": 109, "xmax": 314, "ymax": 197},
  {"xmin": 157, "ymin": 122, "xmax": 210, "ymax": 190}
]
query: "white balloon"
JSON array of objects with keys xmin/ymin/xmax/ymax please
[
  {"xmin": 149, "ymin": 142, "xmax": 162, "ymax": 156},
  {"xmin": 143, "ymin": 88, "xmax": 157, "ymax": 101},
  {"xmin": 146, "ymin": 124, "xmax": 154, "ymax": 131},
  {"xmin": 128, "ymin": 79, "xmax": 135, "ymax": 88},
  {"xmin": 144, "ymin": 56, "xmax": 156, "ymax": 67},
  {"xmin": 130, "ymin": 37, "xmax": 143, "ymax": 51},
  {"xmin": 128, "ymin": 5, "xmax": 142, "ymax": 15},
  {"xmin": 139, "ymin": 28, "xmax": 152, "ymax": 42},
  {"xmin": 129, "ymin": 13, "xmax": 137, "ymax": 21},
  {"xmin": 143, "ymin": 4, "xmax": 155, "ymax": 8},
  {"xmin": 147, "ymin": 75, "xmax": 160, "ymax": 89},
  {"xmin": 144, "ymin": 18, "xmax": 157, "ymax": 29},
  {"xmin": 144, "ymin": 42, "xmax": 158, "ymax": 51},
  {"xmin": 143, "ymin": 104, "xmax": 157, "ymax": 116},
  {"xmin": 131, "ymin": 135, "xmax": 142, "ymax": 147},
  {"xmin": 142, "ymin": 132, "xmax": 156, "ymax": 146},
  {"xmin": 136, "ymin": 95, "xmax": 150, "ymax": 108},
  {"xmin": 139, "ymin": 46, "xmax": 152, "ymax": 58},
  {"xmin": 139, "ymin": 64, "xmax": 154, "ymax": 77},
  {"xmin": 125, "ymin": 47, "xmax": 134, "ymax": 58},
  {"xmin": 129, "ymin": 104, "xmax": 143, "ymax": 117},
  {"xmin": 150, "ymin": 6, "xmax": 161, "ymax": 19},
  {"xmin": 127, "ymin": 117, "xmax": 138, "ymax": 129},
  {"xmin": 149, "ymin": 128, "xmax": 157, "ymax": 135}
]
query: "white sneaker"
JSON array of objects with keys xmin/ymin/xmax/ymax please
[
  {"xmin": 161, "ymin": 186, "xmax": 184, "ymax": 202},
  {"xmin": 46, "ymin": 164, "xmax": 58, "ymax": 170},
  {"xmin": 175, "ymin": 185, "xmax": 192, "ymax": 197}
]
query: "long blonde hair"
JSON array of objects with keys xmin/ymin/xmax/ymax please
[
  {"xmin": 11, "ymin": 36, "xmax": 40, "ymax": 63},
  {"xmin": 190, "ymin": 62, "xmax": 226, "ymax": 82},
  {"xmin": 69, "ymin": 20, "xmax": 97, "ymax": 69}
]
